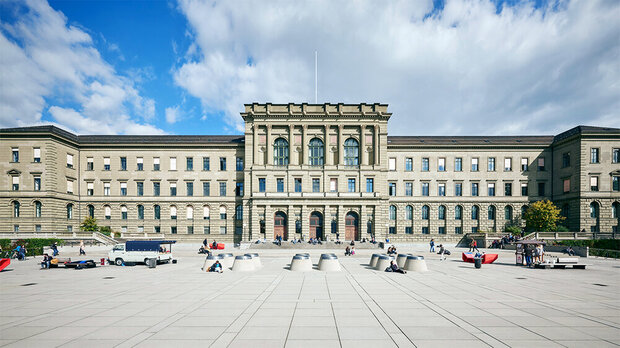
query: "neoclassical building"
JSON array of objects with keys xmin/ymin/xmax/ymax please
[{"xmin": 1, "ymin": 103, "xmax": 619, "ymax": 242}]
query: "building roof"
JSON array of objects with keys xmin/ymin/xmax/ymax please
[
  {"xmin": 553, "ymin": 125, "xmax": 620, "ymax": 143},
  {"xmin": 387, "ymin": 136, "xmax": 555, "ymax": 146}
]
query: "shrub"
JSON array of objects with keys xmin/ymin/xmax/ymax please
[
  {"xmin": 2, "ymin": 238, "xmax": 65, "ymax": 256},
  {"xmin": 556, "ymin": 225, "xmax": 570, "ymax": 232},
  {"xmin": 505, "ymin": 225, "xmax": 521, "ymax": 234}
]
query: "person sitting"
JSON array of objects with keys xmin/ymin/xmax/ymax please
[
  {"xmin": 349, "ymin": 240, "xmax": 355, "ymax": 246},
  {"xmin": 474, "ymin": 251, "xmax": 483, "ymax": 258},
  {"xmin": 387, "ymin": 246, "xmax": 397, "ymax": 255},
  {"xmin": 40, "ymin": 253, "xmax": 51, "ymax": 269},
  {"xmin": 351, "ymin": 246, "xmax": 355, "ymax": 255},
  {"xmin": 361, "ymin": 238, "xmax": 366, "ymax": 243},
  {"xmin": 386, "ymin": 260, "xmax": 406, "ymax": 274},
  {"xmin": 345, "ymin": 246, "xmax": 351, "ymax": 256},
  {"xmin": 209, "ymin": 260, "xmax": 223, "ymax": 273},
  {"xmin": 564, "ymin": 246, "xmax": 575, "ymax": 256}
]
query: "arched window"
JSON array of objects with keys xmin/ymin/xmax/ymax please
[
  {"xmin": 67, "ymin": 204, "xmax": 73, "ymax": 219},
  {"xmin": 406, "ymin": 205, "xmax": 413, "ymax": 220},
  {"xmin": 308, "ymin": 138, "xmax": 324, "ymax": 166},
  {"xmin": 13, "ymin": 201, "xmax": 20, "ymax": 218},
  {"xmin": 422, "ymin": 205, "xmax": 430, "ymax": 220},
  {"xmin": 35, "ymin": 201, "xmax": 42, "ymax": 218},
  {"xmin": 438, "ymin": 205, "xmax": 446, "ymax": 220},
  {"xmin": 220, "ymin": 206, "xmax": 227, "ymax": 220},
  {"xmin": 104, "ymin": 205, "xmax": 111, "ymax": 219},
  {"xmin": 505, "ymin": 206, "xmax": 513, "ymax": 220},
  {"xmin": 521, "ymin": 205, "xmax": 528, "ymax": 217},
  {"xmin": 87, "ymin": 204, "xmax": 94, "ymax": 218},
  {"xmin": 235, "ymin": 205, "xmax": 243, "ymax": 220},
  {"xmin": 455, "ymin": 205, "xmax": 463, "ymax": 220},
  {"xmin": 137, "ymin": 205, "xmax": 144, "ymax": 220},
  {"xmin": 389, "ymin": 205, "xmax": 397, "ymax": 220},
  {"xmin": 121, "ymin": 205, "xmax": 128, "ymax": 220},
  {"xmin": 488, "ymin": 206, "xmax": 496, "ymax": 220},
  {"xmin": 613, "ymin": 202, "xmax": 619, "ymax": 219},
  {"xmin": 472, "ymin": 205, "xmax": 479, "ymax": 220},
  {"xmin": 154, "ymin": 205, "xmax": 161, "ymax": 219},
  {"xmin": 203, "ymin": 205, "xmax": 210, "ymax": 220},
  {"xmin": 344, "ymin": 138, "xmax": 359, "ymax": 166},
  {"xmin": 590, "ymin": 202, "xmax": 599, "ymax": 218},
  {"xmin": 170, "ymin": 205, "xmax": 177, "ymax": 219},
  {"xmin": 186, "ymin": 205, "xmax": 194, "ymax": 219},
  {"xmin": 273, "ymin": 138, "xmax": 289, "ymax": 166}
]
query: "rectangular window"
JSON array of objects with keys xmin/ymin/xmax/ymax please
[
  {"xmin": 521, "ymin": 183, "xmax": 528, "ymax": 196},
  {"xmin": 120, "ymin": 157, "xmax": 127, "ymax": 171},
  {"xmin": 220, "ymin": 226, "xmax": 226, "ymax": 235},
  {"xmin": 405, "ymin": 158, "xmax": 413, "ymax": 171},
  {"xmin": 330, "ymin": 178, "xmax": 338, "ymax": 192},
  {"xmin": 220, "ymin": 157, "xmax": 226, "ymax": 171},
  {"xmin": 104, "ymin": 157, "xmax": 110, "ymax": 171},
  {"xmin": 348, "ymin": 178, "xmax": 356, "ymax": 192},
  {"xmin": 591, "ymin": 148, "xmax": 600, "ymax": 163},
  {"xmin": 455, "ymin": 182, "xmax": 462, "ymax": 196},
  {"xmin": 170, "ymin": 182, "xmax": 177, "ymax": 196},
  {"xmin": 504, "ymin": 183, "xmax": 512, "ymax": 196},
  {"xmin": 66, "ymin": 154, "xmax": 74, "ymax": 168},
  {"xmin": 87, "ymin": 157, "xmax": 93, "ymax": 170},
  {"xmin": 472, "ymin": 227, "xmax": 478, "ymax": 233},
  {"xmin": 220, "ymin": 182, "xmax": 227, "ymax": 196},
  {"xmin": 421, "ymin": 182, "xmax": 429, "ymax": 196},
  {"xmin": 203, "ymin": 226, "xmax": 210, "ymax": 234},
  {"xmin": 236, "ymin": 182, "xmax": 244, "ymax": 196},
  {"xmin": 563, "ymin": 179, "xmax": 570, "ymax": 193},
  {"xmin": 521, "ymin": 157, "xmax": 528, "ymax": 171},
  {"xmin": 504, "ymin": 158, "xmax": 512, "ymax": 171},
  {"xmin": 12, "ymin": 176, "xmax": 19, "ymax": 191},
  {"xmin": 471, "ymin": 183, "xmax": 479, "ymax": 196},
  {"xmin": 259, "ymin": 178, "xmax": 266, "ymax": 193},
  {"xmin": 389, "ymin": 158, "xmax": 396, "ymax": 171},
  {"xmin": 538, "ymin": 182, "xmax": 545, "ymax": 196},
  {"xmin": 34, "ymin": 177, "xmax": 41, "ymax": 191},
  {"xmin": 169, "ymin": 157, "xmax": 177, "ymax": 170},
  {"xmin": 405, "ymin": 227, "xmax": 413, "ymax": 234},
  {"xmin": 613, "ymin": 148, "xmax": 619, "ymax": 163},
  {"xmin": 471, "ymin": 158, "xmax": 479, "ymax": 171},
  {"xmin": 438, "ymin": 183, "xmax": 446, "ymax": 196},
  {"xmin": 590, "ymin": 176, "xmax": 599, "ymax": 191},
  {"xmin": 390, "ymin": 182, "xmax": 397, "ymax": 196},
  {"xmin": 562, "ymin": 153, "xmax": 570, "ymax": 168},
  {"xmin": 488, "ymin": 157, "xmax": 495, "ymax": 171},
  {"xmin": 137, "ymin": 182, "xmax": 144, "ymax": 196},
  {"xmin": 120, "ymin": 182, "xmax": 127, "ymax": 196},
  {"xmin": 171, "ymin": 227, "xmax": 177, "ymax": 235},
  {"xmin": 154, "ymin": 226, "xmax": 160, "ymax": 233},
  {"xmin": 203, "ymin": 182, "xmax": 210, "ymax": 196},
  {"xmin": 236, "ymin": 157, "xmax": 243, "ymax": 171},
  {"xmin": 405, "ymin": 182, "xmax": 413, "ymax": 196},
  {"xmin": 203, "ymin": 157, "xmax": 210, "ymax": 170},
  {"xmin": 312, "ymin": 178, "xmax": 320, "ymax": 193},
  {"xmin": 438, "ymin": 227, "xmax": 445, "ymax": 234},
  {"xmin": 153, "ymin": 157, "xmax": 160, "ymax": 171},
  {"xmin": 33, "ymin": 148, "xmax": 40, "ymax": 162},
  {"xmin": 137, "ymin": 157, "xmax": 143, "ymax": 171},
  {"xmin": 104, "ymin": 182, "xmax": 110, "ymax": 196},
  {"xmin": 488, "ymin": 183, "xmax": 495, "ymax": 196},
  {"xmin": 438, "ymin": 158, "xmax": 445, "ymax": 172},
  {"xmin": 613, "ymin": 176, "xmax": 619, "ymax": 192},
  {"xmin": 422, "ymin": 227, "xmax": 429, "ymax": 235},
  {"xmin": 36, "ymin": 225, "xmax": 42, "ymax": 232},
  {"xmin": 187, "ymin": 182, "xmax": 194, "ymax": 196},
  {"xmin": 153, "ymin": 182, "xmax": 160, "ymax": 196},
  {"xmin": 538, "ymin": 157, "xmax": 545, "ymax": 171},
  {"xmin": 66, "ymin": 180, "xmax": 73, "ymax": 193},
  {"xmin": 455, "ymin": 158, "xmax": 462, "ymax": 172},
  {"xmin": 455, "ymin": 227, "xmax": 462, "ymax": 234},
  {"xmin": 295, "ymin": 178, "xmax": 302, "ymax": 193},
  {"xmin": 186, "ymin": 157, "xmax": 193, "ymax": 171},
  {"xmin": 366, "ymin": 178, "xmax": 374, "ymax": 193},
  {"xmin": 11, "ymin": 148, "xmax": 18, "ymax": 162},
  {"xmin": 389, "ymin": 226, "xmax": 396, "ymax": 234},
  {"xmin": 422, "ymin": 158, "xmax": 429, "ymax": 171},
  {"xmin": 277, "ymin": 178, "xmax": 284, "ymax": 192}
]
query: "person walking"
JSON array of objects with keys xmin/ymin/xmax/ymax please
[
  {"xmin": 429, "ymin": 239, "xmax": 435, "ymax": 252},
  {"xmin": 470, "ymin": 239, "xmax": 479, "ymax": 252},
  {"xmin": 79, "ymin": 240, "xmax": 86, "ymax": 255},
  {"xmin": 438, "ymin": 244, "xmax": 446, "ymax": 261}
]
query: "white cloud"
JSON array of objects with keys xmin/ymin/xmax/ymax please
[
  {"xmin": 165, "ymin": 105, "xmax": 180, "ymax": 124},
  {"xmin": 0, "ymin": 0, "xmax": 163, "ymax": 134},
  {"xmin": 174, "ymin": 0, "xmax": 620, "ymax": 135}
]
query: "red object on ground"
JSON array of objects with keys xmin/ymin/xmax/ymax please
[
  {"xmin": 100, "ymin": 258, "xmax": 105, "ymax": 266},
  {"xmin": 209, "ymin": 243, "xmax": 225, "ymax": 250},
  {"xmin": 0, "ymin": 258, "xmax": 10, "ymax": 272},
  {"xmin": 462, "ymin": 252, "xmax": 498, "ymax": 264}
]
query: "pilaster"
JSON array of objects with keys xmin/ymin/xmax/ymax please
[{"xmin": 266, "ymin": 125, "xmax": 273, "ymax": 165}]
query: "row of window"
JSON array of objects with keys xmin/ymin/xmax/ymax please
[
  {"xmin": 389, "ymin": 156, "xmax": 544, "ymax": 172},
  {"xmin": 83, "ymin": 181, "xmax": 239, "ymax": 197},
  {"xmin": 388, "ymin": 181, "xmax": 541, "ymax": 197},
  {"xmin": 273, "ymin": 137, "xmax": 360, "ymax": 166},
  {"xmin": 389, "ymin": 204, "xmax": 519, "ymax": 221},
  {"xmin": 85, "ymin": 156, "xmax": 241, "ymax": 172}
]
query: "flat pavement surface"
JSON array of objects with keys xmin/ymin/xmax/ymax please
[{"xmin": 1, "ymin": 245, "xmax": 619, "ymax": 348}]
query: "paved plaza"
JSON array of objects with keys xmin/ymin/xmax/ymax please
[{"xmin": 1, "ymin": 245, "xmax": 619, "ymax": 348}]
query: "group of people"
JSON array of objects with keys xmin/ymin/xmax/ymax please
[
  {"xmin": 489, "ymin": 234, "xmax": 519, "ymax": 249},
  {"xmin": 308, "ymin": 237, "xmax": 322, "ymax": 245},
  {"xmin": 344, "ymin": 246, "xmax": 356, "ymax": 256},
  {"xmin": 11, "ymin": 244, "xmax": 28, "ymax": 260},
  {"xmin": 522, "ymin": 244, "xmax": 545, "ymax": 267},
  {"xmin": 386, "ymin": 245, "xmax": 397, "ymax": 255}
]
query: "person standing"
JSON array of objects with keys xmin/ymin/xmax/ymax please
[
  {"xmin": 429, "ymin": 239, "xmax": 435, "ymax": 252},
  {"xmin": 438, "ymin": 244, "xmax": 446, "ymax": 261},
  {"xmin": 471, "ymin": 239, "xmax": 479, "ymax": 252}
]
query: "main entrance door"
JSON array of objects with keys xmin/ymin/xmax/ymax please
[
  {"xmin": 345, "ymin": 212, "xmax": 359, "ymax": 241},
  {"xmin": 309, "ymin": 211, "xmax": 323, "ymax": 240},
  {"xmin": 274, "ymin": 211, "xmax": 287, "ymax": 240}
]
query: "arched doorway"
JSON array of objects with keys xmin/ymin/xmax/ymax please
[
  {"xmin": 345, "ymin": 211, "xmax": 359, "ymax": 241},
  {"xmin": 309, "ymin": 211, "xmax": 323, "ymax": 240},
  {"xmin": 274, "ymin": 211, "xmax": 287, "ymax": 241}
]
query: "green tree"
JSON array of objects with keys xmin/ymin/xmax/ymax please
[
  {"xmin": 80, "ymin": 216, "xmax": 99, "ymax": 232},
  {"xmin": 523, "ymin": 200, "xmax": 565, "ymax": 232}
]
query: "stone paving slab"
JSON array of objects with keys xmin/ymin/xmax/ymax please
[{"xmin": 1, "ymin": 247, "xmax": 619, "ymax": 347}]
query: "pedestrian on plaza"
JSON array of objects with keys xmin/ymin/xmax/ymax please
[
  {"xmin": 203, "ymin": 238, "xmax": 208, "ymax": 248},
  {"xmin": 429, "ymin": 239, "xmax": 435, "ymax": 252},
  {"xmin": 351, "ymin": 247, "xmax": 355, "ymax": 255},
  {"xmin": 470, "ymin": 239, "xmax": 479, "ymax": 252},
  {"xmin": 387, "ymin": 260, "xmax": 406, "ymax": 274},
  {"xmin": 438, "ymin": 244, "xmax": 446, "ymax": 261},
  {"xmin": 40, "ymin": 253, "xmax": 51, "ymax": 269},
  {"xmin": 525, "ymin": 246, "xmax": 533, "ymax": 267},
  {"xmin": 345, "ymin": 246, "xmax": 351, "ymax": 256},
  {"xmin": 79, "ymin": 240, "xmax": 86, "ymax": 256}
]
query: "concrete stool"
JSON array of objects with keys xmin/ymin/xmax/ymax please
[
  {"xmin": 369, "ymin": 253, "xmax": 383, "ymax": 268},
  {"xmin": 232, "ymin": 255, "xmax": 255, "ymax": 272},
  {"xmin": 202, "ymin": 254, "xmax": 222, "ymax": 271},
  {"xmin": 218, "ymin": 253, "xmax": 234, "ymax": 269},
  {"xmin": 396, "ymin": 253, "xmax": 412, "ymax": 268},
  {"xmin": 290, "ymin": 254, "xmax": 312, "ymax": 272},
  {"xmin": 404, "ymin": 255, "xmax": 428, "ymax": 272},
  {"xmin": 245, "ymin": 253, "xmax": 262, "ymax": 268},
  {"xmin": 375, "ymin": 255, "xmax": 395, "ymax": 271},
  {"xmin": 318, "ymin": 254, "xmax": 341, "ymax": 271}
]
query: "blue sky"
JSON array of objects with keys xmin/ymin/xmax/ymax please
[{"xmin": 0, "ymin": 0, "xmax": 618, "ymax": 136}]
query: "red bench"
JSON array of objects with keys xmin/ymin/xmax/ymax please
[
  {"xmin": 462, "ymin": 252, "xmax": 498, "ymax": 264},
  {"xmin": 209, "ymin": 243, "xmax": 225, "ymax": 250}
]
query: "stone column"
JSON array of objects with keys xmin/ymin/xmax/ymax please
[
  {"xmin": 253, "ymin": 125, "xmax": 258, "ymax": 165},
  {"xmin": 289, "ymin": 125, "xmax": 297, "ymax": 165},
  {"xmin": 302, "ymin": 125, "xmax": 308, "ymax": 165},
  {"xmin": 266, "ymin": 125, "xmax": 273, "ymax": 165},
  {"xmin": 338, "ymin": 205, "xmax": 346, "ymax": 241},
  {"xmin": 360, "ymin": 125, "xmax": 366, "ymax": 166},
  {"xmin": 323, "ymin": 205, "xmax": 330, "ymax": 241},
  {"xmin": 360, "ymin": 205, "xmax": 366, "ymax": 240},
  {"xmin": 338, "ymin": 125, "xmax": 344, "ymax": 165},
  {"xmin": 265, "ymin": 205, "xmax": 274, "ymax": 241},
  {"xmin": 325, "ymin": 124, "xmax": 331, "ymax": 166},
  {"xmin": 243, "ymin": 201, "xmax": 251, "ymax": 241}
]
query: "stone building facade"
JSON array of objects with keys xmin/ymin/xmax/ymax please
[{"xmin": 1, "ymin": 103, "xmax": 619, "ymax": 242}]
